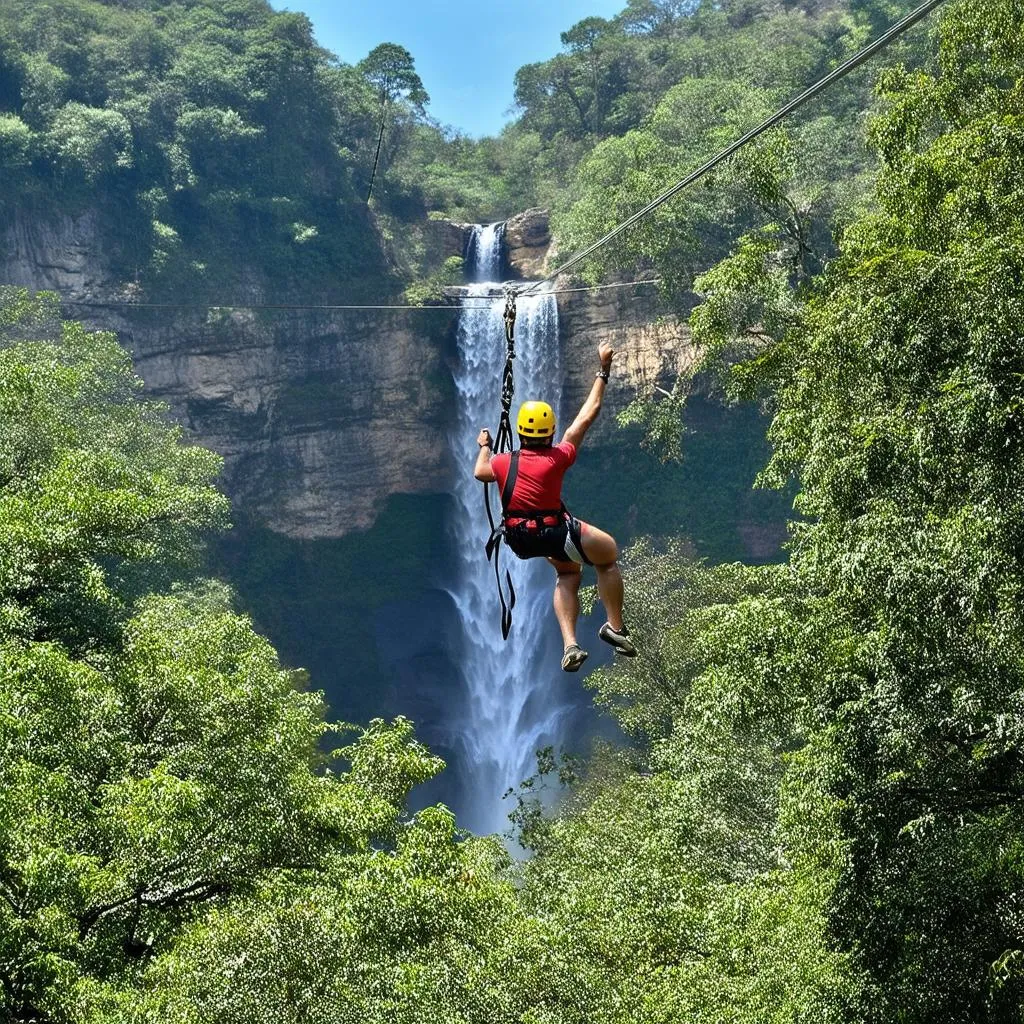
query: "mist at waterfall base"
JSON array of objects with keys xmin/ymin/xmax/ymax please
[{"xmin": 430, "ymin": 224, "xmax": 612, "ymax": 837}]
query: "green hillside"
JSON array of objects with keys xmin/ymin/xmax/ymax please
[{"xmin": 5, "ymin": 0, "xmax": 1024, "ymax": 1020}]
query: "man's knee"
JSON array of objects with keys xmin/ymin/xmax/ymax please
[{"xmin": 550, "ymin": 559, "xmax": 583, "ymax": 579}]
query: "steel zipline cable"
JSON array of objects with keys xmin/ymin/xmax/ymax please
[
  {"xmin": 517, "ymin": 0, "xmax": 949, "ymax": 297},
  {"xmin": 58, "ymin": 278, "xmax": 661, "ymax": 313}
]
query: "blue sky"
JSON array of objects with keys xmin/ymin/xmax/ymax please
[{"xmin": 272, "ymin": 0, "xmax": 627, "ymax": 137}]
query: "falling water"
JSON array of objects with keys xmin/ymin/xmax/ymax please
[{"xmin": 446, "ymin": 223, "xmax": 572, "ymax": 836}]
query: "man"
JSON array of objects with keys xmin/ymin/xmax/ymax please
[{"xmin": 473, "ymin": 341, "xmax": 636, "ymax": 672}]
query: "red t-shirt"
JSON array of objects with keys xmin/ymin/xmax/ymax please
[{"xmin": 491, "ymin": 442, "xmax": 577, "ymax": 522}]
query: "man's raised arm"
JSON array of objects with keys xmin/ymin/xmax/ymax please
[
  {"xmin": 473, "ymin": 428, "xmax": 496, "ymax": 482},
  {"xmin": 562, "ymin": 342, "xmax": 615, "ymax": 450}
]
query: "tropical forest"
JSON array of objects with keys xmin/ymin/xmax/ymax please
[{"xmin": 1, "ymin": 0, "xmax": 1023, "ymax": 1020}]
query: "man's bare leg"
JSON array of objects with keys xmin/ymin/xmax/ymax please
[
  {"xmin": 595, "ymin": 563, "xmax": 625, "ymax": 632},
  {"xmin": 549, "ymin": 560, "xmax": 583, "ymax": 649},
  {"xmin": 580, "ymin": 524, "xmax": 625, "ymax": 631}
]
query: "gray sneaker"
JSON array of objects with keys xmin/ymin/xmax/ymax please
[
  {"xmin": 599, "ymin": 623, "xmax": 637, "ymax": 657},
  {"xmin": 561, "ymin": 645, "xmax": 589, "ymax": 672}
]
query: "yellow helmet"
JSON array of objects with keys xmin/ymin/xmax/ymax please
[{"xmin": 517, "ymin": 400, "xmax": 556, "ymax": 440}]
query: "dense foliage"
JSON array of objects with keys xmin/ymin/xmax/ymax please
[
  {"xmin": 0, "ymin": 0, "xmax": 928, "ymax": 298},
  {"xmin": 0, "ymin": 0, "xmax": 442, "ymax": 295},
  {"xmin": 526, "ymin": 0, "xmax": 1024, "ymax": 1020},
  {"xmin": 5, "ymin": 0, "xmax": 1024, "ymax": 1020},
  {"xmin": 546, "ymin": 0, "xmax": 927, "ymax": 296},
  {"xmin": 379, "ymin": 0, "xmax": 924, "ymax": 239},
  {"xmin": 0, "ymin": 288, "xmax": 513, "ymax": 1022}
]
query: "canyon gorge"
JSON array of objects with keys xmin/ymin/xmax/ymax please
[{"xmin": 0, "ymin": 203, "xmax": 787, "ymax": 824}]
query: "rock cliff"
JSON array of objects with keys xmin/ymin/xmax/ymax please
[
  {"xmin": 1, "ymin": 206, "xmax": 692, "ymax": 539},
  {"xmin": 1, "ymin": 203, "xmax": 782, "ymax": 747},
  {"xmin": 120, "ymin": 306, "xmax": 457, "ymax": 538},
  {"xmin": 422, "ymin": 218, "xmax": 475, "ymax": 268},
  {"xmin": 557, "ymin": 278, "xmax": 694, "ymax": 430},
  {"xmin": 505, "ymin": 209, "xmax": 552, "ymax": 280},
  {"xmin": 1, "ymin": 209, "xmax": 457, "ymax": 539},
  {"xmin": 2, "ymin": 208, "xmax": 114, "ymax": 301}
]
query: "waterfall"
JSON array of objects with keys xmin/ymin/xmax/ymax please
[{"xmin": 445, "ymin": 223, "xmax": 572, "ymax": 836}]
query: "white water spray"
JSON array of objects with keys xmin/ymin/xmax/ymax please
[{"xmin": 446, "ymin": 223, "xmax": 572, "ymax": 836}]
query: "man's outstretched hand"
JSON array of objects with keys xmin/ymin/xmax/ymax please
[
  {"xmin": 599, "ymin": 342, "xmax": 614, "ymax": 368},
  {"xmin": 477, "ymin": 428, "xmax": 493, "ymax": 447}
]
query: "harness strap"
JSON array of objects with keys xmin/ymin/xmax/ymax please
[
  {"xmin": 500, "ymin": 450, "xmax": 520, "ymax": 513},
  {"xmin": 484, "ymin": 491, "xmax": 516, "ymax": 639},
  {"xmin": 506, "ymin": 508, "xmax": 564, "ymax": 519},
  {"xmin": 483, "ymin": 290, "xmax": 520, "ymax": 640}
]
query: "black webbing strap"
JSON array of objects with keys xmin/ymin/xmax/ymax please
[
  {"xmin": 500, "ymin": 449, "xmax": 520, "ymax": 513},
  {"xmin": 494, "ymin": 290, "xmax": 518, "ymax": 453},
  {"xmin": 484, "ymin": 290, "xmax": 519, "ymax": 640},
  {"xmin": 485, "ymin": 449, "xmax": 520, "ymax": 562}
]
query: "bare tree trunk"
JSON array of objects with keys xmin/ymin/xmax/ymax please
[{"xmin": 367, "ymin": 82, "xmax": 389, "ymax": 202}]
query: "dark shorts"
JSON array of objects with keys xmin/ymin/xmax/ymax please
[{"xmin": 504, "ymin": 516, "xmax": 592, "ymax": 566}]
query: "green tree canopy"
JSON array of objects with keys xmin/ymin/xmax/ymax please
[
  {"xmin": 358, "ymin": 42, "xmax": 429, "ymax": 202},
  {"xmin": 0, "ymin": 289, "xmax": 511, "ymax": 1023},
  {"xmin": 358, "ymin": 43, "xmax": 429, "ymax": 112},
  {"xmin": 0, "ymin": 0, "xmax": 396, "ymax": 297}
]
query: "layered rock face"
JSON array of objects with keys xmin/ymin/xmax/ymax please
[
  {"xmin": 1, "ymin": 207, "xmax": 692, "ymax": 539},
  {"xmin": 422, "ymin": 218, "xmax": 475, "ymax": 267},
  {"xmin": 557, "ymin": 279, "xmax": 694, "ymax": 431},
  {"xmin": 505, "ymin": 209, "xmax": 552, "ymax": 280},
  {"xmin": 2, "ymin": 209, "xmax": 113, "ymax": 301},
  {"xmin": 1, "ymin": 209, "xmax": 457, "ymax": 539},
  {"xmin": 121, "ymin": 306, "xmax": 457, "ymax": 538}
]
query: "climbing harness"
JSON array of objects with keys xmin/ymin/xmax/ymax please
[
  {"xmin": 486, "ymin": 447, "xmax": 592, "ymax": 639},
  {"xmin": 483, "ymin": 288, "xmax": 520, "ymax": 639},
  {"xmin": 498, "ymin": 450, "xmax": 592, "ymax": 565}
]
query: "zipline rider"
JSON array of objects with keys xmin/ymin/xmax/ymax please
[{"xmin": 473, "ymin": 341, "xmax": 637, "ymax": 672}]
